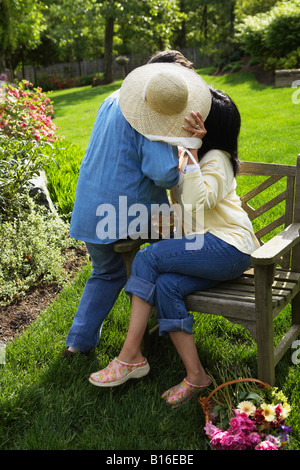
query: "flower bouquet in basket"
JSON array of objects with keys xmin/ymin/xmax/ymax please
[{"xmin": 200, "ymin": 378, "xmax": 292, "ymax": 450}]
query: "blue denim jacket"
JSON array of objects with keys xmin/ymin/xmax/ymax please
[{"xmin": 70, "ymin": 90, "xmax": 179, "ymax": 244}]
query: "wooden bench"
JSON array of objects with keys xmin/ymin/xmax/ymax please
[{"xmin": 113, "ymin": 156, "xmax": 300, "ymax": 386}]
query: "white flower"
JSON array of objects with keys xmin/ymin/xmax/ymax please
[
  {"xmin": 261, "ymin": 403, "xmax": 276, "ymax": 422},
  {"xmin": 237, "ymin": 401, "xmax": 256, "ymax": 416}
]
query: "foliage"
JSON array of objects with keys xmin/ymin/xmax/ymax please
[
  {"xmin": 0, "ymin": 79, "xmax": 60, "ymax": 143},
  {"xmin": 235, "ymin": 0, "xmax": 300, "ymax": 70},
  {"xmin": 44, "ymin": 141, "xmax": 84, "ymax": 217},
  {"xmin": 0, "ymin": 80, "xmax": 62, "ymax": 217},
  {"xmin": 234, "ymin": 0, "xmax": 278, "ymax": 20},
  {"xmin": 37, "ymin": 73, "xmax": 103, "ymax": 92},
  {"xmin": 0, "ymin": 75, "xmax": 78, "ymax": 307},
  {"xmin": 0, "ymin": 194, "xmax": 76, "ymax": 306},
  {"xmin": 0, "ymin": 0, "xmax": 46, "ymax": 59},
  {"xmin": 0, "ymin": 134, "xmax": 55, "ymax": 216}
]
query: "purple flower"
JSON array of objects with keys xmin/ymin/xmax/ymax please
[{"xmin": 279, "ymin": 424, "xmax": 292, "ymax": 442}]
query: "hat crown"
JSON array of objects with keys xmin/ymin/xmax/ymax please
[{"xmin": 144, "ymin": 71, "xmax": 188, "ymax": 116}]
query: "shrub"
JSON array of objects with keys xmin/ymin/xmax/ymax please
[
  {"xmin": 0, "ymin": 80, "xmax": 62, "ymax": 217},
  {"xmin": 0, "ymin": 80, "xmax": 61, "ymax": 143},
  {"xmin": 235, "ymin": 0, "xmax": 300, "ymax": 70},
  {"xmin": 0, "ymin": 194, "xmax": 77, "ymax": 306},
  {"xmin": 0, "ymin": 134, "xmax": 56, "ymax": 217},
  {"xmin": 37, "ymin": 73, "xmax": 103, "ymax": 91}
]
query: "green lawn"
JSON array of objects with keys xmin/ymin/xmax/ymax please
[
  {"xmin": 50, "ymin": 68, "xmax": 300, "ymax": 165},
  {"xmin": 0, "ymin": 69, "xmax": 299, "ymax": 451},
  {"xmin": 51, "ymin": 80, "xmax": 122, "ymax": 151}
]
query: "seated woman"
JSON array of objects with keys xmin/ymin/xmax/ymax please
[{"xmin": 89, "ymin": 87, "xmax": 260, "ymax": 408}]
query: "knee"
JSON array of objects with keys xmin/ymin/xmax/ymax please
[
  {"xmin": 155, "ymin": 273, "xmax": 183, "ymax": 298},
  {"xmin": 131, "ymin": 245, "xmax": 155, "ymax": 278}
]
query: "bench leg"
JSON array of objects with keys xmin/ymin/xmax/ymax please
[
  {"xmin": 292, "ymin": 291, "xmax": 300, "ymax": 325},
  {"xmin": 255, "ymin": 264, "xmax": 275, "ymax": 386}
]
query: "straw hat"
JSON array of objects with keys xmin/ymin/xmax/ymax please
[{"xmin": 119, "ymin": 63, "xmax": 211, "ymax": 147}]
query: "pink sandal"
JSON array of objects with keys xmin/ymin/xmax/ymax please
[
  {"xmin": 89, "ymin": 357, "xmax": 150, "ymax": 387},
  {"xmin": 161, "ymin": 377, "xmax": 212, "ymax": 408}
]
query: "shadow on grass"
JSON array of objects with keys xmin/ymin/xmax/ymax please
[{"xmin": 50, "ymin": 81, "xmax": 122, "ymax": 110}]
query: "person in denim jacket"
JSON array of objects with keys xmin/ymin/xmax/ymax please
[{"xmin": 65, "ymin": 51, "xmax": 194, "ymax": 356}]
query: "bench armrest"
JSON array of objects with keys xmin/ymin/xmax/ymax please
[{"xmin": 251, "ymin": 223, "xmax": 300, "ymax": 265}]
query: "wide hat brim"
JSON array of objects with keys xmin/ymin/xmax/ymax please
[{"xmin": 119, "ymin": 63, "xmax": 212, "ymax": 139}]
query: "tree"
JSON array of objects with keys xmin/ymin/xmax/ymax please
[
  {"xmin": 235, "ymin": 0, "xmax": 300, "ymax": 70},
  {"xmin": 98, "ymin": 0, "xmax": 182, "ymax": 83},
  {"xmin": 39, "ymin": 0, "xmax": 104, "ymax": 66},
  {"xmin": 0, "ymin": 0, "xmax": 46, "ymax": 77}
]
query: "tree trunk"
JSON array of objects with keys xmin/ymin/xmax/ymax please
[
  {"xmin": 230, "ymin": 1, "xmax": 235, "ymax": 38},
  {"xmin": 202, "ymin": 4, "xmax": 208, "ymax": 40},
  {"xmin": 103, "ymin": 16, "xmax": 114, "ymax": 84}
]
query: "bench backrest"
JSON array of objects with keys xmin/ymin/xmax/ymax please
[{"xmin": 238, "ymin": 155, "xmax": 300, "ymax": 268}]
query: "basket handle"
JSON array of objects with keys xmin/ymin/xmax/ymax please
[{"xmin": 199, "ymin": 378, "xmax": 270, "ymax": 409}]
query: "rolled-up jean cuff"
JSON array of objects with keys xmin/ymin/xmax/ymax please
[
  {"xmin": 125, "ymin": 274, "xmax": 156, "ymax": 305},
  {"xmin": 157, "ymin": 315, "xmax": 194, "ymax": 337}
]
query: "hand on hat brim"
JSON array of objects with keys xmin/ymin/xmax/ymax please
[{"xmin": 182, "ymin": 111, "xmax": 207, "ymax": 139}]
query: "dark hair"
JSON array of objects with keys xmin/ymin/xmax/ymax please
[
  {"xmin": 198, "ymin": 87, "xmax": 241, "ymax": 176},
  {"xmin": 147, "ymin": 50, "xmax": 194, "ymax": 69}
]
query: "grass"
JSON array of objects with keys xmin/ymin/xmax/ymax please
[
  {"xmin": 50, "ymin": 80, "xmax": 122, "ymax": 151},
  {"xmin": 0, "ymin": 69, "xmax": 299, "ymax": 451}
]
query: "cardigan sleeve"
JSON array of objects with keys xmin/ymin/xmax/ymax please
[{"xmin": 175, "ymin": 151, "xmax": 235, "ymax": 211}]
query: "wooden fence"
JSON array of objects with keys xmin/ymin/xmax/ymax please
[{"xmin": 15, "ymin": 48, "xmax": 215, "ymax": 84}]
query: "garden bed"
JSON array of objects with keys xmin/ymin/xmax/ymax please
[{"xmin": 0, "ymin": 244, "xmax": 88, "ymax": 343}]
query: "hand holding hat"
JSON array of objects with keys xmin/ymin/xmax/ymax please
[{"xmin": 183, "ymin": 111, "xmax": 207, "ymax": 139}]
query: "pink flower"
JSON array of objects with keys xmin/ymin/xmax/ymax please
[
  {"xmin": 255, "ymin": 440, "xmax": 278, "ymax": 450},
  {"xmin": 247, "ymin": 432, "xmax": 261, "ymax": 447},
  {"xmin": 34, "ymin": 131, "xmax": 41, "ymax": 141},
  {"xmin": 210, "ymin": 430, "xmax": 229, "ymax": 450},
  {"xmin": 204, "ymin": 422, "xmax": 220, "ymax": 439},
  {"xmin": 230, "ymin": 410, "xmax": 257, "ymax": 433}
]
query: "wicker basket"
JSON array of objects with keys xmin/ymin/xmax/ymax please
[{"xmin": 199, "ymin": 378, "xmax": 270, "ymax": 424}]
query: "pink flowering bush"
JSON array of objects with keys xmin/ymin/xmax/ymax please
[
  {"xmin": 0, "ymin": 80, "xmax": 63, "ymax": 217},
  {"xmin": 204, "ymin": 386, "xmax": 292, "ymax": 450},
  {"xmin": 0, "ymin": 79, "xmax": 62, "ymax": 143}
]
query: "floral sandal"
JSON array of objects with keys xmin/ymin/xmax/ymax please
[
  {"xmin": 89, "ymin": 357, "xmax": 150, "ymax": 387},
  {"xmin": 162, "ymin": 377, "xmax": 212, "ymax": 408}
]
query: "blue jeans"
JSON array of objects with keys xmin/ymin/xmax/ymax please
[
  {"xmin": 125, "ymin": 233, "xmax": 251, "ymax": 337},
  {"xmin": 66, "ymin": 242, "xmax": 127, "ymax": 352}
]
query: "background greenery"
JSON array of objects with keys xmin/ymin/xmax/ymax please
[
  {"xmin": 1, "ymin": 0, "xmax": 299, "ymax": 85},
  {"xmin": 0, "ymin": 69, "xmax": 299, "ymax": 450}
]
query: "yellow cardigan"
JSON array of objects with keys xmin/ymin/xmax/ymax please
[{"xmin": 170, "ymin": 149, "xmax": 260, "ymax": 255}]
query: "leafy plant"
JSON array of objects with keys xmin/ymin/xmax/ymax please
[
  {"xmin": 235, "ymin": 0, "xmax": 300, "ymax": 70},
  {"xmin": 0, "ymin": 194, "xmax": 77, "ymax": 306},
  {"xmin": 0, "ymin": 79, "xmax": 62, "ymax": 217},
  {"xmin": 0, "ymin": 134, "xmax": 56, "ymax": 217},
  {"xmin": 0, "ymin": 79, "xmax": 61, "ymax": 143}
]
